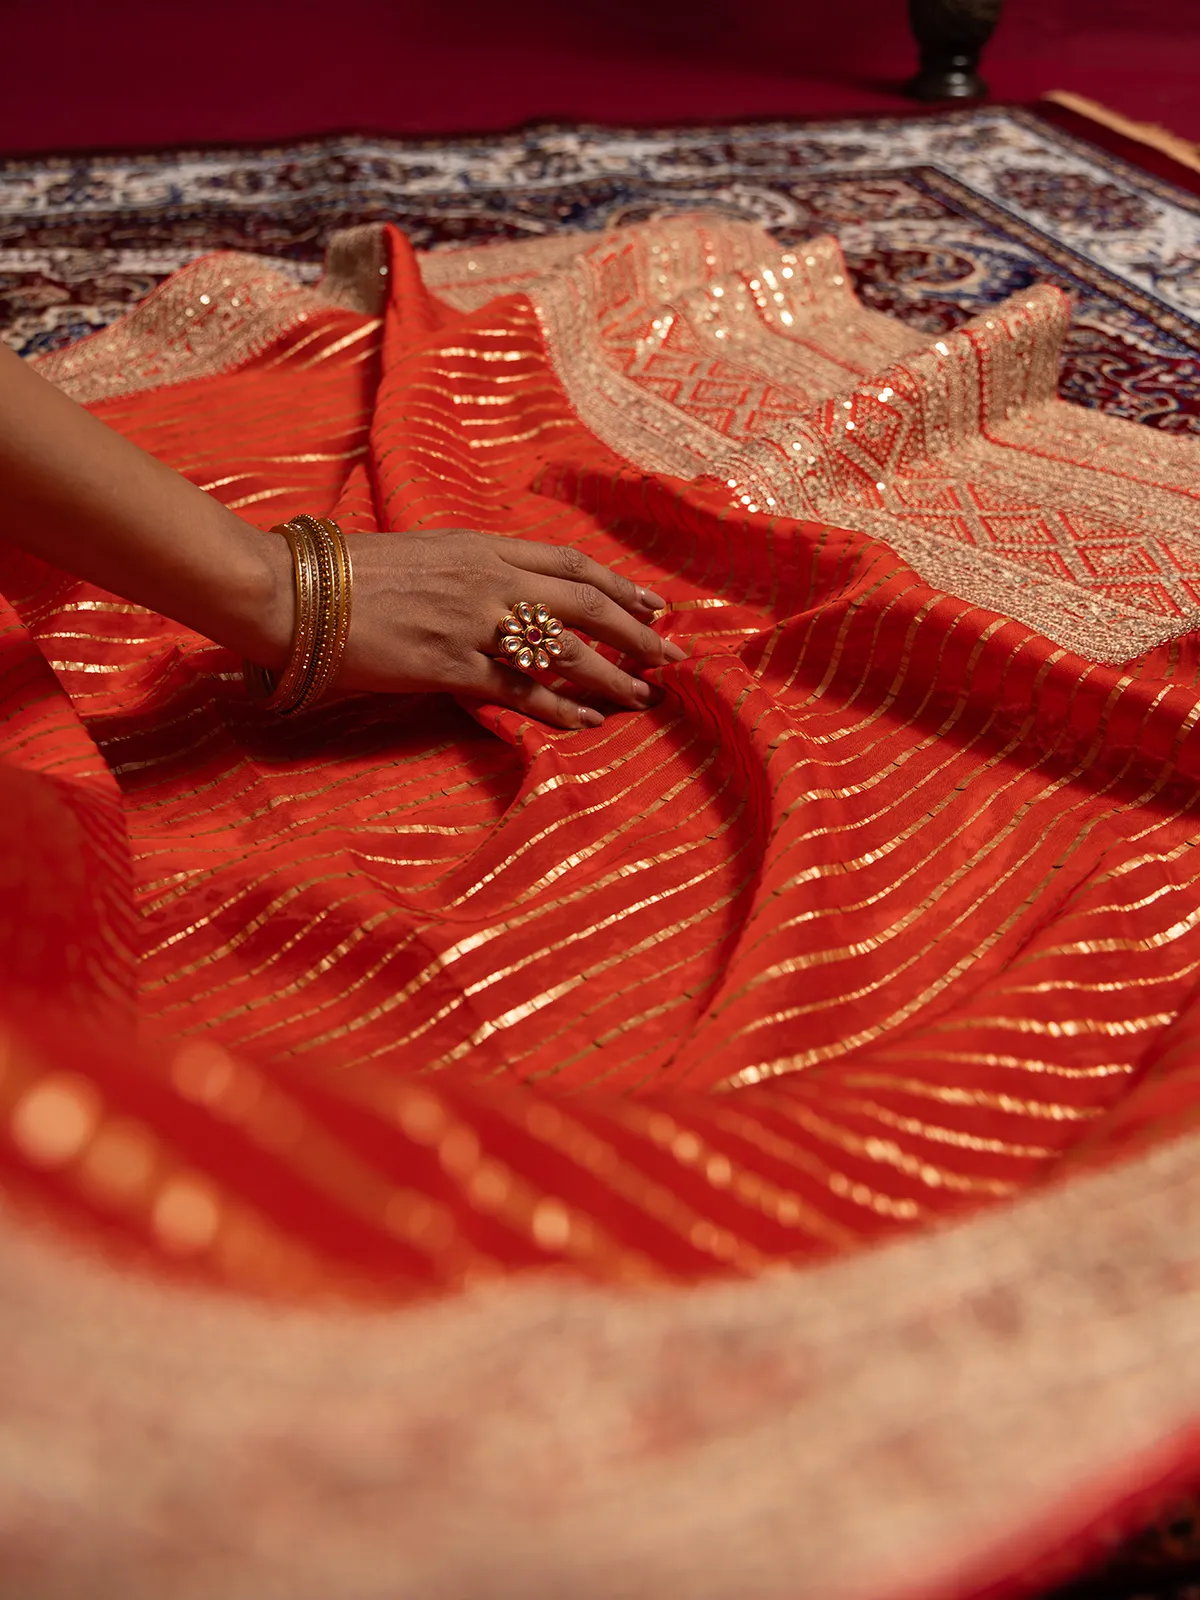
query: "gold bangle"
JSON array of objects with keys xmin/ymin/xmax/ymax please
[
  {"xmin": 243, "ymin": 515, "xmax": 353, "ymax": 716},
  {"xmin": 305, "ymin": 516, "xmax": 353, "ymax": 708},
  {"xmin": 296, "ymin": 516, "xmax": 352, "ymax": 712}
]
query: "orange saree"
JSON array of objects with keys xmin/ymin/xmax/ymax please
[{"xmin": 5, "ymin": 214, "xmax": 1200, "ymax": 1593}]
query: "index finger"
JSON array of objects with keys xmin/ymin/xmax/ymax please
[{"xmin": 499, "ymin": 541, "xmax": 667, "ymax": 619}]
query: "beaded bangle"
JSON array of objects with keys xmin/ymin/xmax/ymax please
[{"xmin": 243, "ymin": 514, "xmax": 353, "ymax": 716}]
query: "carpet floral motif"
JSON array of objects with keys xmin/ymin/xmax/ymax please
[{"xmin": 992, "ymin": 167, "xmax": 1157, "ymax": 230}]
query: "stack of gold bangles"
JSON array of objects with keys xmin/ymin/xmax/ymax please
[{"xmin": 243, "ymin": 514, "xmax": 353, "ymax": 716}]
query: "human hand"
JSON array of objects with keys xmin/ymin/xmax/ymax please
[{"xmin": 261, "ymin": 528, "xmax": 684, "ymax": 730}]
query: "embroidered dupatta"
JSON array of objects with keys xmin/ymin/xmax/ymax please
[{"xmin": 5, "ymin": 216, "xmax": 1200, "ymax": 1595}]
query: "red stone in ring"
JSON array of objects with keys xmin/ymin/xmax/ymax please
[{"xmin": 499, "ymin": 602, "xmax": 565, "ymax": 673}]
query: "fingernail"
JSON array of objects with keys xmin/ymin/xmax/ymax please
[
  {"xmin": 630, "ymin": 679, "xmax": 653, "ymax": 704},
  {"xmin": 639, "ymin": 587, "xmax": 668, "ymax": 610},
  {"xmin": 662, "ymin": 638, "xmax": 687, "ymax": 662},
  {"xmin": 578, "ymin": 706, "xmax": 605, "ymax": 727}
]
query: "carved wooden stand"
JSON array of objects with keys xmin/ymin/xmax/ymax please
[{"xmin": 907, "ymin": 0, "xmax": 1005, "ymax": 100}]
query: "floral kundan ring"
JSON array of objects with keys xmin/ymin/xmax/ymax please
[{"xmin": 498, "ymin": 601, "xmax": 565, "ymax": 672}]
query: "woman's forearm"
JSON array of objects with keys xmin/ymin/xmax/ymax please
[
  {"xmin": 0, "ymin": 343, "xmax": 291, "ymax": 666},
  {"xmin": 0, "ymin": 342, "xmax": 678, "ymax": 730}
]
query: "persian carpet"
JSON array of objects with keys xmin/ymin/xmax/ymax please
[
  {"xmin": 4, "ymin": 103, "xmax": 1199, "ymax": 438},
  {"xmin": 4, "ymin": 106, "xmax": 1200, "ymax": 1600}
]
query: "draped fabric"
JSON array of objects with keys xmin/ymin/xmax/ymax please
[{"xmin": 6, "ymin": 216, "xmax": 1200, "ymax": 1587}]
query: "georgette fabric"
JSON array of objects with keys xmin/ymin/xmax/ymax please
[{"xmin": 5, "ymin": 214, "xmax": 1200, "ymax": 1586}]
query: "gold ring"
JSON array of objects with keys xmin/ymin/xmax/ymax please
[{"xmin": 498, "ymin": 601, "xmax": 564, "ymax": 672}]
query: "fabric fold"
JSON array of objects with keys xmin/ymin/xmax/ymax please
[{"xmin": 6, "ymin": 213, "xmax": 1200, "ymax": 1595}]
